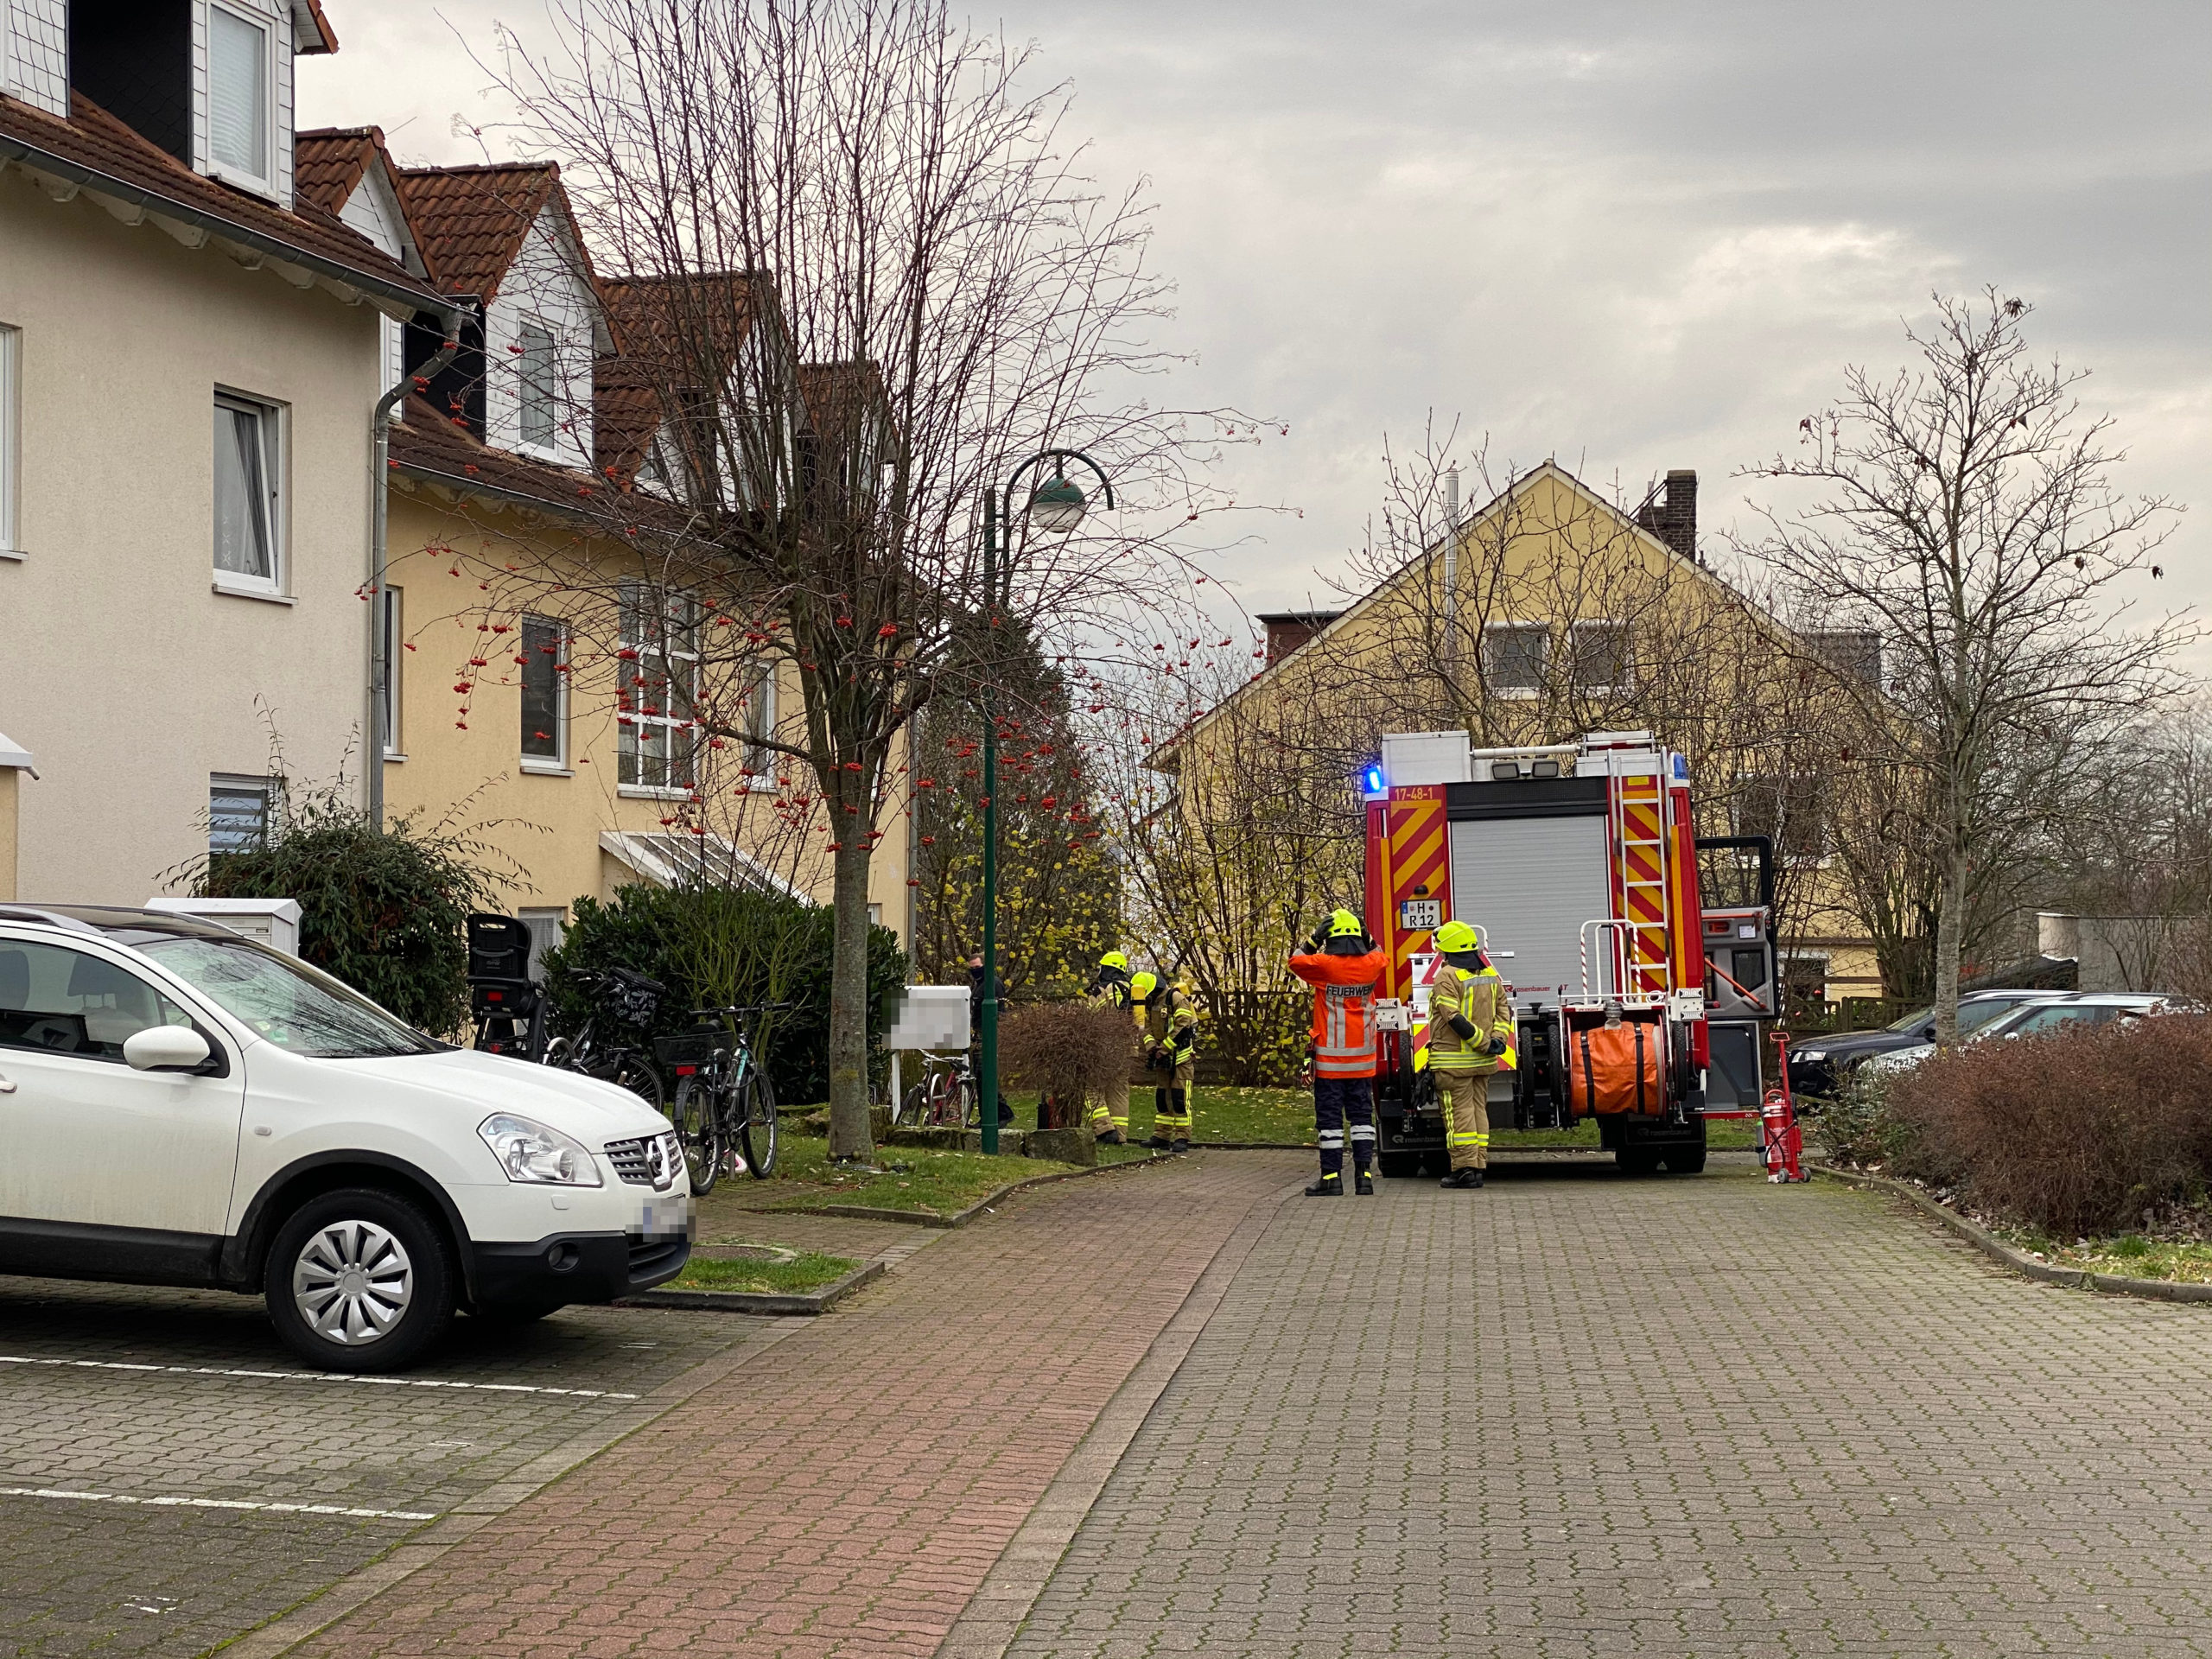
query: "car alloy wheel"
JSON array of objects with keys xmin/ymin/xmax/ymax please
[{"xmin": 291, "ymin": 1221, "xmax": 414, "ymax": 1345}]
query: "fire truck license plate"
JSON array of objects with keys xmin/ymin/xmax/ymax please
[{"xmin": 1398, "ymin": 898, "xmax": 1442, "ymax": 930}]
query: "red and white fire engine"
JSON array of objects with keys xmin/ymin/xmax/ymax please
[{"xmin": 1360, "ymin": 729, "xmax": 1804, "ymax": 1180}]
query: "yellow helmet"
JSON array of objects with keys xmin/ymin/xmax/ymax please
[
  {"xmin": 1434, "ymin": 919, "xmax": 1479, "ymax": 954},
  {"xmin": 1130, "ymin": 970, "xmax": 1159, "ymax": 1000},
  {"xmin": 1099, "ymin": 950, "xmax": 1128, "ymax": 972},
  {"xmin": 1327, "ymin": 907, "xmax": 1364, "ymax": 938}
]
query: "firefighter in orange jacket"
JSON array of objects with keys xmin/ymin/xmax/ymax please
[{"xmin": 1287, "ymin": 908, "xmax": 1389, "ymax": 1196}]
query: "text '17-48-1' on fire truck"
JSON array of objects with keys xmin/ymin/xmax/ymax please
[{"xmin": 1360, "ymin": 729, "xmax": 1789, "ymax": 1179}]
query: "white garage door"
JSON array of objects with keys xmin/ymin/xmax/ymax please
[{"xmin": 1446, "ymin": 814, "xmax": 1611, "ymax": 1004}]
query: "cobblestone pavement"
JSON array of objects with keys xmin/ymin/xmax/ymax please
[
  {"xmin": 0, "ymin": 1274, "xmax": 766, "ymax": 1659},
  {"xmin": 1007, "ymin": 1160, "xmax": 2212, "ymax": 1659},
  {"xmin": 286, "ymin": 1152, "xmax": 1303, "ymax": 1659}
]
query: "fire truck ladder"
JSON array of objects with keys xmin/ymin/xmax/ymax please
[{"xmin": 1609, "ymin": 772, "xmax": 1675, "ymax": 1000}]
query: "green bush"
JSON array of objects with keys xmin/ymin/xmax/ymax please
[
  {"xmin": 542, "ymin": 883, "xmax": 906, "ymax": 1105},
  {"xmin": 192, "ymin": 783, "xmax": 503, "ymax": 1038}
]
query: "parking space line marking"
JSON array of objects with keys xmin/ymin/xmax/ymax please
[
  {"xmin": 0, "ymin": 1357, "xmax": 637, "ymax": 1399},
  {"xmin": 0, "ymin": 1485, "xmax": 436, "ymax": 1521}
]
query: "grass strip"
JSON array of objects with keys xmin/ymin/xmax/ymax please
[{"xmin": 664, "ymin": 1250, "xmax": 861, "ymax": 1296}]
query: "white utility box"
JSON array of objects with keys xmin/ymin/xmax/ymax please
[
  {"xmin": 145, "ymin": 897, "xmax": 302, "ymax": 957},
  {"xmin": 881, "ymin": 983, "xmax": 971, "ymax": 1051}
]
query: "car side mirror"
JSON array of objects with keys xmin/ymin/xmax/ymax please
[
  {"xmin": 1922, "ymin": 1025, "xmax": 1936, "ymax": 1041},
  {"xmin": 124, "ymin": 1026, "xmax": 213, "ymax": 1072}
]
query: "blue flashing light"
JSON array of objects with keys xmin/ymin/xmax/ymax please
[{"xmin": 1363, "ymin": 764, "xmax": 1386, "ymax": 794}]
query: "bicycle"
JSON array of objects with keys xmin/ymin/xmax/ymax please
[
  {"xmin": 542, "ymin": 967, "xmax": 668, "ymax": 1112},
  {"xmin": 656, "ymin": 1003, "xmax": 788, "ymax": 1193},
  {"xmin": 896, "ymin": 1048, "xmax": 979, "ymax": 1129}
]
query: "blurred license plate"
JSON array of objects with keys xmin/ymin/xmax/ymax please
[{"xmin": 635, "ymin": 1193, "xmax": 695, "ymax": 1239}]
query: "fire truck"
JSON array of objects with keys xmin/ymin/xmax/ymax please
[{"xmin": 1360, "ymin": 729, "xmax": 1782, "ymax": 1178}]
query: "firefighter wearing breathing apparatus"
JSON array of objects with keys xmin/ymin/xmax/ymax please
[
  {"xmin": 1087, "ymin": 950, "xmax": 1134, "ymax": 1145},
  {"xmin": 1287, "ymin": 908, "xmax": 1389, "ymax": 1197},
  {"xmin": 1427, "ymin": 919, "xmax": 1516, "ymax": 1189},
  {"xmin": 1132, "ymin": 969, "xmax": 1197, "ymax": 1152}
]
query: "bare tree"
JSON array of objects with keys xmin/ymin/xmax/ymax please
[
  {"xmin": 457, "ymin": 0, "xmax": 1246, "ymax": 1155},
  {"xmin": 1738, "ymin": 289, "xmax": 2190, "ymax": 1040}
]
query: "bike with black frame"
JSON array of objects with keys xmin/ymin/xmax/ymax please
[
  {"xmin": 657, "ymin": 1002, "xmax": 789, "ymax": 1193},
  {"xmin": 542, "ymin": 967, "xmax": 668, "ymax": 1112}
]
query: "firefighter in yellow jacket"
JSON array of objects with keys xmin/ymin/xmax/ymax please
[
  {"xmin": 1427, "ymin": 920, "xmax": 1515, "ymax": 1189},
  {"xmin": 1087, "ymin": 950, "xmax": 1133, "ymax": 1145},
  {"xmin": 1133, "ymin": 969, "xmax": 1198, "ymax": 1152}
]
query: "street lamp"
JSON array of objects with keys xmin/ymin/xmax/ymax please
[{"xmin": 977, "ymin": 449, "xmax": 1115, "ymax": 1154}]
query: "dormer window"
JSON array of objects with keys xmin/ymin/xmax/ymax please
[
  {"xmin": 518, "ymin": 321, "xmax": 557, "ymax": 450},
  {"xmin": 207, "ymin": 3, "xmax": 274, "ymax": 191}
]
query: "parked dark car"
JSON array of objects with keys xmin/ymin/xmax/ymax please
[{"xmin": 1785, "ymin": 989, "xmax": 2066, "ymax": 1096}]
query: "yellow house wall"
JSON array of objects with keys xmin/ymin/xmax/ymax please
[
  {"xmin": 381, "ymin": 490, "xmax": 911, "ymax": 934},
  {"xmin": 1173, "ymin": 467, "xmax": 1878, "ymax": 995},
  {"xmin": 0, "ymin": 168, "xmax": 385, "ymax": 904}
]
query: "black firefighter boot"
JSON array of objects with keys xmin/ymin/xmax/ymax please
[
  {"xmin": 1304, "ymin": 1169, "xmax": 1343, "ymax": 1198},
  {"xmin": 1354, "ymin": 1162, "xmax": 1375, "ymax": 1196},
  {"xmin": 1440, "ymin": 1166, "xmax": 1484, "ymax": 1190}
]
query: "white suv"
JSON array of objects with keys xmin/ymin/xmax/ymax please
[{"xmin": 0, "ymin": 905, "xmax": 693, "ymax": 1372}]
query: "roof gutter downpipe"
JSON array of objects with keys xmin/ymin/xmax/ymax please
[
  {"xmin": 1442, "ymin": 465, "xmax": 1461, "ymax": 679},
  {"xmin": 368, "ymin": 337, "xmax": 459, "ymax": 831}
]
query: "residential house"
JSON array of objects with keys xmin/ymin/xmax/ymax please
[
  {"xmin": 0, "ymin": 1, "xmax": 455, "ymax": 902},
  {"xmin": 287, "ymin": 155, "xmax": 910, "ymax": 967},
  {"xmin": 1155, "ymin": 461, "xmax": 1883, "ymax": 1001}
]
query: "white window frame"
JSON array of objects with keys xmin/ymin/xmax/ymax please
[
  {"xmin": 1481, "ymin": 620, "xmax": 1548, "ymax": 699},
  {"xmin": 515, "ymin": 317, "xmax": 559, "ymax": 457},
  {"xmin": 518, "ymin": 614, "xmax": 571, "ymax": 774},
  {"xmin": 516, "ymin": 907, "xmax": 569, "ymax": 982},
  {"xmin": 379, "ymin": 585, "xmax": 404, "ymax": 760},
  {"xmin": 212, "ymin": 389, "xmax": 285, "ymax": 600},
  {"xmin": 618, "ymin": 584, "xmax": 700, "ymax": 797},
  {"xmin": 0, "ymin": 323, "xmax": 18, "ymax": 557},
  {"xmin": 738, "ymin": 660, "xmax": 776, "ymax": 784},
  {"xmin": 1567, "ymin": 620, "xmax": 1631, "ymax": 693},
  {"xmin": 204, "ymin": 0, "xmax": 277, "ymax": 199}
]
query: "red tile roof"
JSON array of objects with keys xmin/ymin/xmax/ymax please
[
  {"xmin": 393, "ymin": 162, "xmax": 568, "ymax": 303},
  {"xmin": 295, "ymin": 0, "xmax": 340, "ymax": 55},
  {"xmin": 292, "ymin": 125, "xmax": 383, "ymax": 216},
  {"xmin": 594, "ymin": 272, "xmax": 768, "ymax": 479},
  {"xmin": 390, "ymin": 390, "xmax": 679, "ymax": 531},
  {"xmin": 0, "ymin": 91, "xmax": 447, "ymax": 317}
]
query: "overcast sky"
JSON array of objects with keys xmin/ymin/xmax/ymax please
[{"xmin": 300, "ymin": 2, "xmax": 2211, "ymax": 624}]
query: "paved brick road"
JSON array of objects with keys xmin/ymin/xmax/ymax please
[
  {"xmin": 287, "ymin": 1152, "xmax": 1300, "ymax": 1659},
  {"xmin": 0, "ymin": 1274, "xmax": 764, "ymax": 1658},
  {"xmin": 1005, "ymin": 1159, "xmax": 2212, "ymax": 1658}
]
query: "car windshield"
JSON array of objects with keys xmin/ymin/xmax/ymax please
[
  {"xmin": 2004, "ymin": 1003, "xmax": 2122, "ymax": 1037},
  {"xmin": 1957, "ymin": 997, "xmax": 2031, "ymax": 1034},
  {"xmin": 1884, "ymin": 1005, "xmax": 1933, "ymax": 1033},
  {"xmin": 139, "ymin": 936, "xmax": 440, "ymax": 1058}
]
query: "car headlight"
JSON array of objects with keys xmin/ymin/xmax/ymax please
[
  {"xmin": 479, "ymin": 1113, "xmax": 604, "ymax": 1186},
  {"xmin": 1796, "ymin": 1050, "xmax": 1827, "ymax": 1063}
]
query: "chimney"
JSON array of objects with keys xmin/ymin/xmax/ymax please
[
  {"xmin": 1636, "ymin": 469, "xmax": 1698, "ymax": 563},
  {"xmin": 1256, "ymin": 610, "xmax": 1342, "ymax": 665}
]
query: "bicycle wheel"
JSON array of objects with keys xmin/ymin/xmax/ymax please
[
  {"xmin": 957, "ymin": 1072, "xmax": 980, "ymax": 1130},
  {"xmin": 672, "ymin": 1075, "xmax": 721, "ymax": 1195},
  {"xmin": 591, "ymin": 1051, "xmax": 665, "ymax": 1114},
  {"xmin": 739, "ymin": 1071, "xmax": 778, "ymax": 1179}
]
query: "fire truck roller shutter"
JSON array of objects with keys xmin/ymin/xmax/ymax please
[{"xmin": 1444, "ymin": 813, "xmax": 1612, "ymax": 1005}]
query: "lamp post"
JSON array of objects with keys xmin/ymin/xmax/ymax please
[{"xmin": 977, "ymin": 449, "xmax": 1115, "ymax": 1154}]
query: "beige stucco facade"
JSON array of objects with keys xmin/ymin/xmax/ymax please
[
  {"xmin": 0, "ymin": 165, "xmax": 386, "ymax": 904},
  {"xmin": 379, "ymin": 487, "xmax": 912, "ymax": 937}
]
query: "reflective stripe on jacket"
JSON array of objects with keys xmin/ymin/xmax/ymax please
[
  {"xmin": 1143, "ymin": 988, "xmax": 1197, "ymax": 1065},
  {"xmin": 1428, "ymin": 963, "xmax": 1516, "ymax": 1073},
  {"xmin": 1287, "ymin": 946, "xmax": 1389, "ymax": 1078}
]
